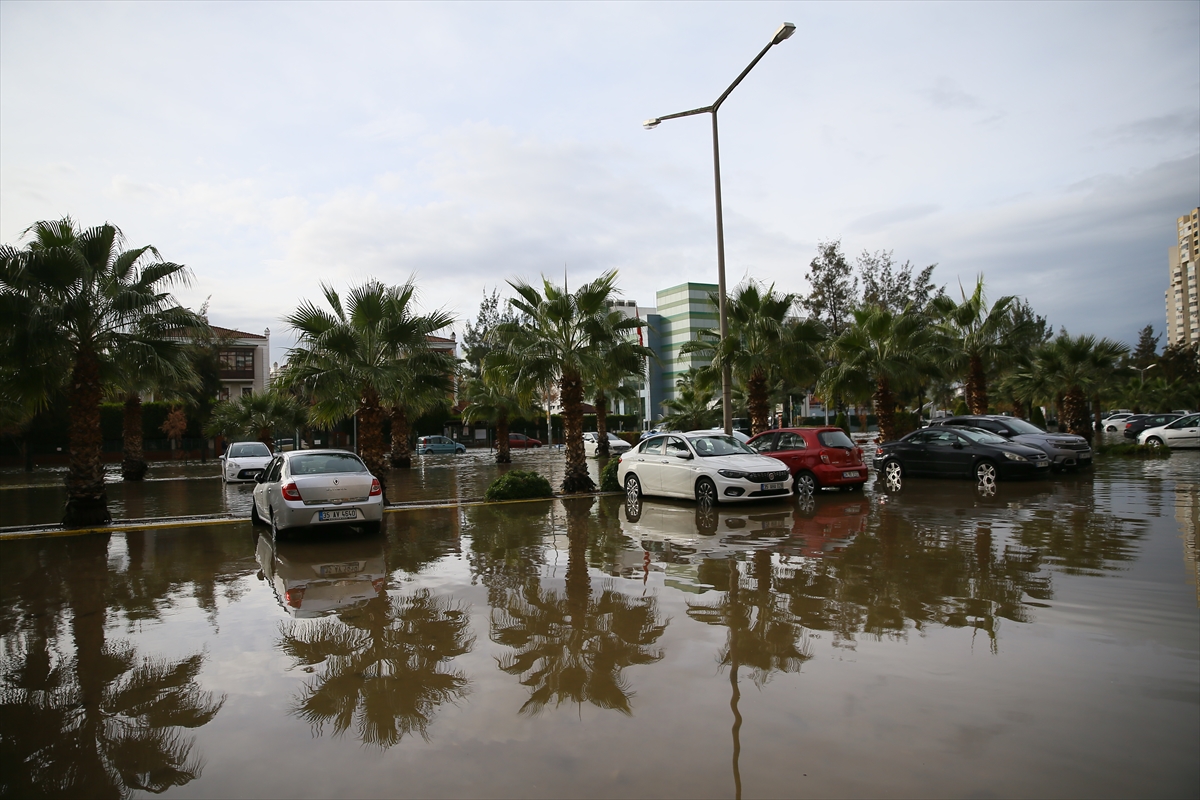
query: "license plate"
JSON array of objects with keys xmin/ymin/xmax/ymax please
[
  {"xmin": 1036, "ymin": 462, "xmax": 1049, "ymax": 468},
  {"xmin": 319, "ymin": 561, "xmax": 364, "ymax": 576},
  {"xmin": 318, "ymin": 509, "xmax": 359, "ymax": 521},
  {"xmin": 842, "ymin": 471, "xmax": 859, "ymax": 478},
  {"xmin": 761, "ymin": 482, "xmax": 784, "ymax": 491}
]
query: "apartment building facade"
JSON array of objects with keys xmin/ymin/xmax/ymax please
[
  {"xmin": 212, "ymin": 326, "xmax": 271, "ymax": 400},
  {"xmin": 1166, "ymin": 207, "xmax": 1200, "ymax": 347}
]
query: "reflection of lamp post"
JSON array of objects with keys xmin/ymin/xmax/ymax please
[{"xmin": 644, "ymin": 22, "xmax": 796, "ymax": 435}]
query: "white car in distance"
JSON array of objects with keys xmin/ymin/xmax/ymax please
[
  {"xmin": 1100, "ymin": 412, "xmax": 1136, "ymax": 432},
  {"xmin": 221, "ymin": 441, "xmax": 273, "ymax": 483},
  {"xmin": 251, "ymin": 450, "xmax": 384, "ymax": 538},
  {"xmin": 1137, "ymin": 413, "xmax": 1200, "ymax": 449},
  {"xmin": 583, "ymin": 431, "xmax": 632, "ymax": 457},
  {"xmin": 618, "ymin": 431, "xmax": 793, "ymax": 504}
]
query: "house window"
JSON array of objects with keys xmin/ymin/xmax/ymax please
[
  {"xmin": 219, "ymin": 387, "xmax": 231, "ymax": 401},
  {"xmin": 242, "ymin": 387, "xmax": 253, "ymax": 397},
  {"xmin": 219, "ymin": 349, "xmax": 255, "ymax": 371}
]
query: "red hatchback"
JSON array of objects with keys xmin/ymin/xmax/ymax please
[
  {"xmin": 747, "ymin": 427, "xmax": 868, "ymax": 493},
  {"xmin": 508, "ymin": 433, "xmax": 542, "ymax": 449}
]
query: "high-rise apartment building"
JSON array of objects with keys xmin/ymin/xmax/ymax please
[
  {"xmin": 1166, "ymin": 207, "xmax": 1199, "ymax": 347},
  {"xmin": 654, "ymin": 282, "xmax": 719, "ymax": 405}
]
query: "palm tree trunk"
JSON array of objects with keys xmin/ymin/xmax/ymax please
[
  {"xmin": 496, "ymin": 409, "xmax": 511, "ymax": 464},
  {"xmin": 560, "ymin": 369, "xmax": 594, "ymax": 493},
  {"xmin": 747, "ymin": 372, "xmax": 770, "ymax": 437},
  {"xmin": 873, "ymin": 377, "xmax": 898, "ymax": 443},
  {"xmin": 1063, "ymin": 386, "xmax": 1090, "ymax": 441},
  {"xmin": 389, "ymin": 406, "xmax": 412, "ymax": 469},
  {"xmin": 64, "ymin": 349, "xmax": 110, "ymax": 526},
  {"xmin": 595, "ymin": 392, "xmax": 610, "ymax": 458},
  {"xmin": 358, "ymin": 387, "xmax": 388, "ymax": 500},
  {"xmin": 1054, "ymin": 392, "xmax": 1065, "ymax": 432},
  {"xmin": 968, "ymin": 354, "xmax": 988, "ymax": 414},
  {"xmin": 121, "ymin": 394, "xmax": 148, "ymax": 481}
]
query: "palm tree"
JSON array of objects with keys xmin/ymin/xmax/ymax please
[
  {"xmin": 205, "ymin": 387, "xmax": 309, "ymax": 448},
  {"xmin": 932, "ymin": 279, "xmax": 1026, "ymax": 414},
  {"xmin": 387, "ymin": 351, "xmax": 456, "ymax": 469},
  {"xmin": 588, "ymin": 310, "xmax": 648, "ymax": 457},
  {"xmin": 659, "ymin": 368, "xmax": 719, "ymax": 431},
  {"xmin": 461, "ymin": 367, "xmax": 536, "ymax": 464},
  {"xmin": 0, "ymin": 218, "xmax": 205, "ymax": 525},
  {"xmin": 820, "ymin": 305, "xmax": 940, "ymax": 442},
  {"xmin": 282, "ymin": 281, "xmax": 454, "ymax": 499},
  {"xmin": 491, "ymin": 271, "xmax": 647, "ymax": 493},
  {"xmin": 1036, "ymin": 333, "xmax": 1128, "ymax": 440},
  {"xmin": 681, "ymin": 282, "xmax": 825, "ymax": 436}
]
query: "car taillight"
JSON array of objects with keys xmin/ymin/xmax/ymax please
[
  {"xmin": 874, "ymin": 447, "xmax": 884, "ymax": 457},
  {"xmin": 281, "ymin": 482, "xmax": 302, "ymax": 501},
  {"xmin": 286, "ymin": 586, "xmax": 305, "ymax": 608},
  {"xmin": 369, "ymin": 478, "xmax": 382, "ymax": 496},
  {"xmin": 820, "ymin": 453, "xmax": 831, "ymax": 464}
]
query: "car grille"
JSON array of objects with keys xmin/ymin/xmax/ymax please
[{"xmin": 747, "ymin": 470, "xmax": 789, "ymax": 483}]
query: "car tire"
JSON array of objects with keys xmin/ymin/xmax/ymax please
[
  {"xmin": 975, "ymin": 460, "xmax": 998, "ymax": 485},
  {"xmin": 695, "ymin": 477, "xmax": 718, "ymax": 505},
  {"xmin": 270, "ymin": 510, "xmax": 287, "ymax": 541},
  {"xmin": 624, "ymin": 473, "xmax": 641, "ymax": 499},
  {"xmin": 793, "ymin": 471, "xmax": 818, "ymax": 495},
  {"xmin": 881, "ymin": 459, "xmax": 903, "ymax": 492},
  {"xmin": 250, "ymin": 499, "xmax": 264, "ymax": 526},
  {"xmin": 1145, "ymin": 436, "xmax": 1164, "ymax": 448},
  {"xmin": 360, "ymin": 520, "xmax": 382, "ymax": 535}
]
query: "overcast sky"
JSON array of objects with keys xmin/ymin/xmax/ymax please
[{"xmin": 2, "ymin": 1, "xmax": 1198, "ymax": 365}]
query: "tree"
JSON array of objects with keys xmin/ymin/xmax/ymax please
[
  {"xmin": 461, "ymin": 288, "xmax": 519, "ymax": 379},
  {"xmin": 588, "ymin": 309, "xmax": 647, "ymax": 457},
  {"xmin": 0, "ymin": 218, "xmax": 204, "ymax": 526},
  {"xmin": 461, "ymin": 368, "xmax": 536, "ymax": 464},
  {"xmin": 659, "ymin": 368, "xmax": 719, "ymax": 431},
  {"xmin": 931, "ymin": 278, "xmax": 1027, "ymax": 415},
  {"xmin": 282, "ymin": 281, "xmax": 454, "ymax": 500},
  {"xmin": 1131, "ymin": 324, "xmax": 1160, "ymax": 369},
  {"xmin": 820, "ymin": 305, "xmax": 940, "ymax": 442},
  {"xmin": 491, "ymin": 271, "xmax": 646, "ymax": 493},
  {"xmin": 205, "ymin": 388, "xmax": 308, "ymax": 448},
  {"xmin": 1036, "ymin": 333, "xmax": 1128, "ymax": 441},
  {"xmin": 800, "ymin": 240, "xmax": 857, "ymax": 337},
  {"xmin": 682, "ymin": 282, "xmax": 825, "ymax": 436},
  {"xmin": 160, "ymin": 406, "xmax": 189, "ymax": 458},
  {"xmin": 857, "ymin": 250, "xmax": 941, "ymax": 314}
]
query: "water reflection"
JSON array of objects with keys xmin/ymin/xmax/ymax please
[
  {"xmin": 0, "ymin": 533, "xmax": 225, "ymax": 797},
  {"xmin": 255, "ymin": 533, "xmax": 387, "ymax": 617},
  {"xmin": 489, "ymin": 497, "xmax": 668, "ymax": 716}
]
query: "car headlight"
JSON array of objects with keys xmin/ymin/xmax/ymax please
[
  {"xmin": 1003, "ymin": 452, "xmax": 1027, "ymax": 462},
  {"xmin": 228, "ymin": 462, "xmax": 239, "ymax": 470},
  {"xmin": 718, "ymin": 469, "xmax": 748, "ymax": 479}
]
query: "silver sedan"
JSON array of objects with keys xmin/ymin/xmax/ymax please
[{"xmin": 251, "ymin": 450, "xmax": 384, "ymax": 537}]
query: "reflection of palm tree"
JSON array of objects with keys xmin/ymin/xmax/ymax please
[
  {"xmin": 490, "ymin": 497, "xmax": 667, "ymax": 715},
  {"xmin": 277, "ymin": 589, "xmax": 474, "ymax": 748},
  {"xmin": 467, "ymin": 503, "xmax": 552, "ymax": 603}
]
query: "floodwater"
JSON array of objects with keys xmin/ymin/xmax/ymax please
[{"xmin": 1, "ymin": 451, "xmax": 1198, "ymax": 798}]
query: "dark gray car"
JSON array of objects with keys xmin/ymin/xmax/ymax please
[{"xmin": 933, "ymin": 415, "xmax": 1092, "ymax": 469}]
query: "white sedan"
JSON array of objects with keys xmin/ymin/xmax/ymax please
[
  {"xmin": 251, "ymin": 450, "xmax": 384, "ymax": 537},
  {"xmin": 221, "ymin": 441, "xmax": 273, "ymax": 482},
  {"xmin": 1138, "ymin": 413, "xmax": 1200, "ymax": 449},
  {"xmin": 1100, "ymin": 413, "xmax": 1136, "ymax": 432},
  {"xmin": 583, "ymin": 431, "xmax": 632, "ymax": 457},
  {"xmin": 618, "ymin": 431, "xmax": 793, "ymax": 504}
]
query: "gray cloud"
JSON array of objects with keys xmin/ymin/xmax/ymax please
[
  {"xmin": 848, "ymin": 204, "xmax": 941, "ymax": 235},
  {"xmin": 925, "ymin": 77, "xmax": 981, "ymax": 110}
]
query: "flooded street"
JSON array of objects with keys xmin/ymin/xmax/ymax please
[{"xmin": 1, "ymin": 450, "xmax": 1197, "ymax": 798}]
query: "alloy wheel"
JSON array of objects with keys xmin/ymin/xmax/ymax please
[
  {"xmin": 695, "ymin": 478, "xmax": 717, "ymax": 505},
  {"xmin": 883, "ymin": 460, "xmax": 903, "ymax": 492},
  {"xmin": 975, "ymin": 460, "xmax": 998, "ymax": 487}
]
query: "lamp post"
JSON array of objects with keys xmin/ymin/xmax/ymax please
[
  {"xmin": 644, "ymin": 22, "xmax": 795, "ymax": 435},
  {"xmin": 1135, "ymin": 363, "xmax": 1158, "ymax": 383}
]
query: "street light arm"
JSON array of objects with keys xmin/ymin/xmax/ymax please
[{"xmin": 713, "ymin": 40, "xmax": 775, "ymax": 111}]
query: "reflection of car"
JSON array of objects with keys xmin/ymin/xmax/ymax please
[
  {"xmin": 508, "ymin": 433, "xmax": 542, "ymax": 449},
  {"xmin": 873, "ymin": 426, "xmax": 1050, "ymax": 488},
  {"xmin": 1124, "ymin": 413, "xmax": 1182, "ymax": 439},
  {"xmin": 618, "ymin": 431, "xmax": 793, "ymax": 504},
  {"xmin": 933, "ymin": 415, "xmax": 1092, "ymax": 470},
  {"xmin": 416, "ymin": 435, "xmax": 466, "ymax": 455},
  {"xmin": 251, "ymin": 450, "xmax": 384, "ymax": 537},
  {"xmin": 1138, "ymin": 413, "xmax": 1200, "ymax": 448},
  {"xmin": 221, "ymin": 441, "xmax": 273, "ymax": 483},
  {"xmin": 787, "ymin": 495, "xmax": 869, "ymax": 558},
  {"xmin": 583, "ymin": 431, "xmax": 632, "ymax": 457},
  {"xmin": 255, "ymin": 533, "xmax": 387, "ymax": 618},
  {"xmin": 622, "ymin": 495, "xmax": 792, "ymax": 552},
  {"xmin": 747, "ymin": 427, "xmax": 868, "ymax": 493}
]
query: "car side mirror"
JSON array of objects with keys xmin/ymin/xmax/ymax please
[
  {"xmin": 952, "ymin": 442, "xmax": 964, "ymax": 450},
  {"xmin": 677, "ymin": 452, "xmax": 693, "ymax": 460},
  {"xmin": 254, "ymin": 471, "xmax": 266, "ymax": 483}
]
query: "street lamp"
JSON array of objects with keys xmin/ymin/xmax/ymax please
[
  {"xmin": 644, "ymin": 22, "xmax": 796, "ymax": 435},
  {"xmin": 1135, "ymin": 363, "xmax": 1158, "ymax": 382}
]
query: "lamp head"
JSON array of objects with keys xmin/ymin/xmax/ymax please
[
  {"xmin": 643, "ymin": 118, "xmax": 661, "ymax": 130},
  {"xmin": 772, "ymin": 22, "xmax": 796, "ymax": 45}
]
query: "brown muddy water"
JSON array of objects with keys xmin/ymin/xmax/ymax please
[{"xmin": 1, "ymin": 450, "xmax": 1197, "ymax": 798}]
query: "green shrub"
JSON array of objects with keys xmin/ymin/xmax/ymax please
[
  {"xmin": 600, "ymin": 458, "xmax": 621, "ymax": 492},
  {"xmin": 1095, "ymin": 442, "xmax": 1171, "ymax": 458},
  {"xmin": 485, "ymin": 470, "xmax": 553, "ymax": 502},
  {"xmin": 833, "ymin": 413, "xmax": 849, "ymax": 434}
]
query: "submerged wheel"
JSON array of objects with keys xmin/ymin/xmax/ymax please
[
  {"xmin": 975, "ymin": 460, "xmax": 998, "ymax": 486},
  {"xmin": 250, "ymin": 499, "xmax": 264, "ymax": 526},
  {"xmin": 882, "ymin": 460, "xmax": 903, "ymax": 492},
  {"xmin": 793, "ymin": 471, "xmax": 817, "ymax": 495},
  {"xmin": 1145, "ymin": 436, "xmax": 1164, "ymax": 448},
  {"xmin": 624, "ymin": 473, "xmax": 642, "ymax": 499},
  {"xmin": 695, "ymin": 477, "xmax": 718, "ymax": 505}
]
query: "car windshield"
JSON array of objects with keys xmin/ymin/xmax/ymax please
[
  {"xmin": 957, "ymin": 428, "xmax": 1008, "ymax": 445},
  {"xmin": 817, "ymin": 430, "xmax": 855, "ymax": 448},
  {"xmin": 1004, "ymin": 418, "xmax": 1045, "ymax": 435},
  {"xmin": 689, "ymin": 435, "xmax": 754, "ymax": 457},
  {"xmin": 289, "ymin": 453, "xmax": 369, "ymax": 475},
  {"xmin": 607, "ymin": 433, "xmax": 624, "ymax": 442},
  {"xmin": 228, "ymin": 442, "xmax": 271, "ymax": 458}
]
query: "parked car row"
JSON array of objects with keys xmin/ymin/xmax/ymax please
[{"xmin": 1137, "ymin": 413, "xmax": 1200, "ymax": 448}]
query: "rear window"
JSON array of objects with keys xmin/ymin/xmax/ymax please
[
  {"xmin": 288, "ymin": 453, "xmax": 369, "ymax": 475},
  {"xmin": 817, "ymin": 430, "xmax": 855, "ymax": 448},
  {"xmin": 228, "ymin": 442, "xmax": 271, "ymax": 458}
]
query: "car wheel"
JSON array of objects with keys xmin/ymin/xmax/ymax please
[
  {"xmin": 793, "ymin": 471, "xmax": 818, "ymax": 495},
  {"xmin": 882, "ymin": 460, "xmax": 903, "ymax": 492},
  {"xmin": 250, "ymin": 499, "xmax": 264, "ymax": 526},
  {"xmin": 1145, "ymin": 436, "xmax": 1164, "ymax": 448},
  {"xmin": 695, "ymin": 477, "xmax": 718, "ymax": 505},
  {"xmin": 975, "ymin": 460, "xmax": 998, "ymax": 486},
  {"xmin": 360, "ymin": 520, "xmax": 382, "ymax": 535},
  {"xmin": 624, "ymin": 473, "xmax": 641, "ymax": 499},
  {"xmin": 269, "ymin": 510, "xmax": 286, "ymax": 541}
]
